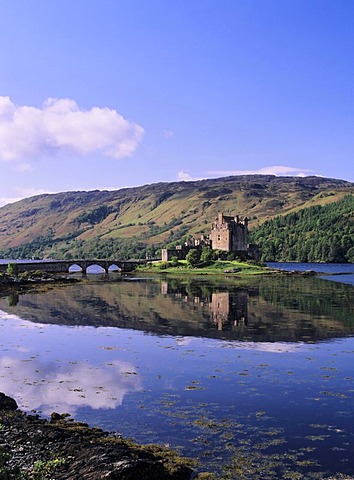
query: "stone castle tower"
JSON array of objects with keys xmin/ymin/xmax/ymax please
[
  {"xmin": 161, "ymin": 212, "xmax": 259, "ymax": 262},
  {"xmin": 210, "ymin": 212, "xmax": 249, "ymax": 253}
]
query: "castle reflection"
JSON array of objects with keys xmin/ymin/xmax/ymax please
[
  {"xmin": 161, "ymin": 281, "xmax": 248, "ymax": 331},
  {"xmin": 161, "ymin": 281, "xmax": 248, "ymax": 332},
  {"xmin": 210, "ymin": 291, "xmax": 248, "ymax": 330},
  {"xmin": 0, "ymin": 275, "xmax": 352, "ymax": 343}
]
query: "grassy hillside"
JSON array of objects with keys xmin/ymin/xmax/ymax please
[{"xmin": 0, "ymin": 175, "xmax": 353, "ymax": 260}]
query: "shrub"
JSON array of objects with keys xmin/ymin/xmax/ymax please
[
  {"xmin": 6, "ymin": 263, "xmax": 19, "ymax": 276},
  {"xmin": 8, "ymin": 294, "xmax": 19, "ymax": 307},
  {"xmin": 170, "ymin": 256, "xmax": 179, "ymax": 267},
  {"xmin": 212, "ymin": 249, "xmax": 222, "ymax": 260},
  {"xmin": 158, "ymin": 261, "xmax": 170, "ymax": 269},
  {"xmin": 227, "ymin": 252, "xmax": 236, "ymax": 261}
]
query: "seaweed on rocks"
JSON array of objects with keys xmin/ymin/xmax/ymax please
[{"xmin": 0, "ymin": 392, "xmax": 194, "ymax": 479}]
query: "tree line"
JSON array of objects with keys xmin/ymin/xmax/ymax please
[{"xmin": 250, "ymin": 195, "xmax": 354, "ymax": 263}]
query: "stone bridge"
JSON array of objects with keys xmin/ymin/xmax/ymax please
[{"xmin": 0, "ymin": 259, "xmax": 145, "ymax": 274}]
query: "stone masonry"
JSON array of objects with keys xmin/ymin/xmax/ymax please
[{"xmin": 161, "ymin": 212, "xmax": 259, "ymax": 262}]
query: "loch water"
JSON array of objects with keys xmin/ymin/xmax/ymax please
[{"xmin": 0, "ymin": 264, "xmax": 354, "ymax": 478}]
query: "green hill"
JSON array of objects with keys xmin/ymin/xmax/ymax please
[
  {"xmin": 0, "ymin": 175, "xmax": 352, "ymax": 260},
  {"xmin": 250, "ymin": 194, "xmax": 354, "ymax": 262}
]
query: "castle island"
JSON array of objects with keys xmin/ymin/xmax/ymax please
[{"xmin": 162, "ymin": 212, "xmax": 260, "ymax": 262}]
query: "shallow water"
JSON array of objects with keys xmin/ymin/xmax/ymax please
[
  {"xmin": 267, "ymin": 262, "xmax": 354, "ymax": 286},
  {"xmin": 0, "ymin": 270, "xmax": 353, "ymax": 478}
]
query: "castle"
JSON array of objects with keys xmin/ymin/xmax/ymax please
[
  {"xmin": 161, "ymin": 212, "xmax": 259, "ymax": 262},
  {"xmin": 210, "ymin": 212, "xmax": 248, "ymax": 252}
]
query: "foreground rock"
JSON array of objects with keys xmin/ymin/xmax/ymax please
[{"xmin": 0, "ymin": 393, "xmax": 194, "ymax": 479}]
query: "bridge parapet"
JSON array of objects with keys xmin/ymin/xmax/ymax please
[{"xmin": 0, "ymin": 259, "xmax": 144, "ymax": 274}]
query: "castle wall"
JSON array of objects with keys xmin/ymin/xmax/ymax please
[
  {"xmin": 230, "ymin": 224, "xmax": 248, "ymax": 251},
  {"xmin": 210, "ymin": 224, "xmax": 230, "ymax": 251},
  {"xmin": 161, "ymin": 248, "xmax": 188, "ymax": 261},
  {"xmin": 161, "ymin": 245, "xmax": 201, "ymax": 261},
  {"xmin": 210, "ymin": 213, "xmax": 248, "ymax": 253}
]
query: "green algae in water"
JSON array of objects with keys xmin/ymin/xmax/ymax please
[{"xmin": 0, "ymin": 274, "xmax": 354, "ymax": 477}]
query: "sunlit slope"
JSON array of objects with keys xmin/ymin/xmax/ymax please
[{"xmin": 0, "ymin": 175, "xmax": 352, "ymax": 258}]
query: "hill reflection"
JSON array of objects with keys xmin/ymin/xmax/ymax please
[{"xmin": 0, "ymin": 275, "xmax": 353, "ymax": 342}]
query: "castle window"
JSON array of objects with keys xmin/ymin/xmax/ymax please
[{"xmin": 217, "ymin": 235, "xmax": 221, "ymax": 241}]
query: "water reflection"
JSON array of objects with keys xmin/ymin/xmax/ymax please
[
  {"xmin": 0, "ymin": 275, "xmax": 353, "ymax": 342},
  {"xmin": 0, "ymin": 309, "xmax": 142, "ymax": 414},
  {"xmin": 0, "ymin": 354, "xmax": 141, "ymax": 415},
  {"xmin": 210, "ymin": 291, "xmax": 248, "ymax": 330},
  {"xmin": 0, "ymin": 275, "xmax": 354, "ymax": 477}
]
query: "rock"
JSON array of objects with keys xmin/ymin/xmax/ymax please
[
  {"xmin": 303, "ymin": 270, "xmax": 316, "ymax": 276},
  {"xmin": 0, "ymin": 394, "xmax": 194, "ymax": 479},
  {"xmin": 0, "ymin": 392, "xmax": 18, "ymax": 410}
]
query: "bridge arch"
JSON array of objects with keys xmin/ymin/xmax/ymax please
[
  {"xmin": 84, "ymin": 260, "xmax": 107, "ymax": 273},
  {"xmin": 108, "ymin": 263, "xmax": 121, "ymax": 272},
  {"xmin": 86, "ymin": 264, "xmax": 106, "ymax": 274},
  {"xmin": 68, "ymin": 263, "xmax": 84, "ymax": 273}
]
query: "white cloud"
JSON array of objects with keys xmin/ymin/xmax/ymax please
[
  {"xmin": 207, "ymin": 165, "xmax": 318, "ymax": 177},
  {"xmin": 16, "ymin": 187, "xmax": 52, "ymax": 197},
  {"xmin": 177, "ymin": 165, "xmax": 319, "ymax": 184},
  {"xmin": 177, "ymin": 171, "xmax": 211, "ymax": 182},
  {"xmin": 0, "ymin": 185, "xmax": 134, "ymax": 208},
  {"xmin": 15, "ymin": 163, "xmax": 33, "ymax": 172},
  {"xmin": 0, "ymin": 96, "xmax": 144, "ymax": 162},
  {"xmin": 0, "ymin": 188, "xmax": 52, "ymax": 208},
  {"xmin": 217, "ymin": 341, "xmax": 306, "ymax": 353},
  {"xmin": 177, "ymin": 170, "xmax": 194, "ymax": 181},
  {"xmin": 0, "ymin": 309, "xmax": 142, "ymax": 414},
  {"xmin": 0, "ymin": 196, "xmax": 23, "ymax": 207},
  {"xmin": 86, "ymin": 185, "xmax": 120, "ymax": 191},
  {"xmin": 163, "ymin": 130, "xmax": 174, "ymax": 138},
  {"xmin": 0, "ymin": 356, "xmax": 141, "ymax": 415},
  {"xmin": 175, "ymin": 337, "xmax": 193, "ymax": 346}
]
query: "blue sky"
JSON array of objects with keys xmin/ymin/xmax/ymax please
[{"xmin": 0, "ymin": 0, "xmax": 353, "ymax": 206}]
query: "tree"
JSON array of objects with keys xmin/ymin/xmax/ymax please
[
  {"xmin": 200, "ymin": 247, "xmax": 213, "ymax": 265},
  {"xmin": 346, "ymin": 246, "xmax": 354, "ymax": 263},
  {"xmin": 186, "ymin": 249, "xmax": 200, "ymax": 267},
  {"xmin": 250, "ymin": 195, "xmax": 354, "ymax": 263}
]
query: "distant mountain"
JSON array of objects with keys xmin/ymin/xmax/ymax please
[{"xmin": 0, "ymin": 175, "xmax": 353, "ymax": 260}]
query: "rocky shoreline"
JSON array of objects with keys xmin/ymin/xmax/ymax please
[
  {"xmin": 0, "ymin": 270, "xmax": 80, "ymax": 285},
  {"xmin": 0, "ymin": 271, "xmax": 81, "ymax": 298},
  {"xmin": 0, "ymin": 274, "xmax": 196, "ymax": 479},
  {"xmin": 0, "ymin": 393, "xmax": 194, "ymax": 479}
]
